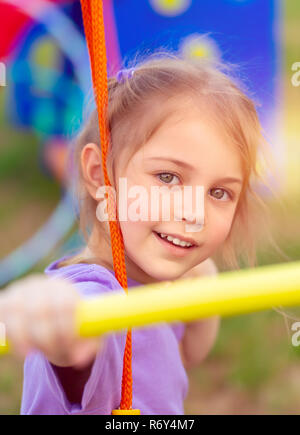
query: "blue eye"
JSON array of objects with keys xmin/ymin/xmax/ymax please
[
  {"xmin": 210, "ymin": 188, "xmax": 232, "ymax": 201},
  {"xmin": 156, "ymin": 173, "xmax": 180, "ymax": 185}
]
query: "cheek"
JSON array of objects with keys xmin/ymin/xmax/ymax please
[
  {"xmin": 116, "ymin": 174, "xmax": 160, "ymax": 223},
  {"xmin": 119, "ymin": 220, "xmax": 137, "ymax": 244},
  {"xmin": 119, "ymin": 221, "xmax": 136, "ymax": 259},
  {"xmin": 119, "ymin": 219, "xmax": 150, "ymax": 251},
  {"xmin": 207, "ymin": 208, "xmax": 236, "ymax": 246}
]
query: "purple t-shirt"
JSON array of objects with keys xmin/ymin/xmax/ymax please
[{"xmin": 20, "ymin": 255, "xmax": 188, "ymax": 415}]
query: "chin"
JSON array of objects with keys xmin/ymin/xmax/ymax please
[{"xmin": 141, "ymin": 262, "xmax": 187, "ymax": 282}]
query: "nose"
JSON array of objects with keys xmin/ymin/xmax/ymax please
[
  {"xmin": 182, "ymin": 213, "xmax": 197, "ymax": 223},
  {"xmin": 172, "ymin": 186, "xmax": 205, "ymax": 231},
  {"xmin": 174, "ymin": 212, "xmax": 205, "ymax": 233},
  {"xmin": 174, "ymin": 201, "xmax": 205, "ymax": 224}
]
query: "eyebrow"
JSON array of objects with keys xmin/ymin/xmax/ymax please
[{"xmin": 146, "ymin": 157, "xmax": 243, "ymax": 185}]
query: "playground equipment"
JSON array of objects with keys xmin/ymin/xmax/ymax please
[
  {"xmin": 1, "ymin": 260, "xmax": 300, "ymax": 358},
  {"xmin": 75, "ymin": 260, "xmax": 300, "ymax": 339}
]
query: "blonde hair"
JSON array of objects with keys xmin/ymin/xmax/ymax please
[{"xmin": 58, "ymin": 51, "xmax": 289, "ymax": 272}]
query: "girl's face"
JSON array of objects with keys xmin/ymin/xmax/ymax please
[{"xmin": 114, "ymin": 103, "xmax": 244, "ymax": 284}]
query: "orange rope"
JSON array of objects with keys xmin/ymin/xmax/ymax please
[{"xmin": 80, "ymin": 0, "xmax": 133, "ymax": 411}]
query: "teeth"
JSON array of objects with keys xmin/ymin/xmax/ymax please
[{"xmin": 158, "ymin": 233, "xmax": 193, "ymax": 248}]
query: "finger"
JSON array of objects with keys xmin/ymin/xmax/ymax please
[
  {"xmin": 2, "ymin": 313, "xmax": 32, "ymax": 359},
  {"xmin": 24, "ymin": 291, "xmax": 55, "ymax": 355},
  {"xmin": 39, "ymin": 280, "xmax": 79, "ymax": 355},
  {"xmin": 71, "ymin": 338, "xmax": 104, "ymax": 369},
  {"xmin": 23, "ymin": 281, "xmax": 78, "ymax": 360}
]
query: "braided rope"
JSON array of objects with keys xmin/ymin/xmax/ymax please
[{"xmin": 80, "ymin": 0, "xmax": 133, "ymax": 411}]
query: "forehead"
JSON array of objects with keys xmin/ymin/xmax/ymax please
[
  {"xmin": 133, "ymin": 101, "xmax": 243, "ymax": 175},
  {"xmin": 115, "ymin": 94, "xmax": 243, "ymax": 179}
]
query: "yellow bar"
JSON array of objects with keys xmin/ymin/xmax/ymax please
[
  {"xmin": 1, "ymin": 261, "xmax": 300, "ymax": 356},
  {"xmin": 0, "ymin": 342, "xmax": 10, "ymax": 355},
  {"xmin": 75, "ymin": 261, "xmax": 300, "ymax": 337}
]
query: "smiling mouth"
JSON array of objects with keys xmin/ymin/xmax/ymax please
[{"xmin": 153, "ymin": 231, "xmax": 196, "ymax": 249}]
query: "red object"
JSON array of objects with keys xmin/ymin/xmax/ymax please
[
  {"xmin": 0, "ymin": 0, "xmax": 76, "ymax": 60},
  {"xmin": 0, "ymin": 3, "xmax": 30, "ymax": 60}
]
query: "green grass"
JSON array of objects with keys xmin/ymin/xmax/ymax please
[{"xmin": 0, "ymin": 131, "xmax": 60, "ymax": 199}]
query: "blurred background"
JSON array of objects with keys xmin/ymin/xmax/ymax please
[{"xmin": 0, "ymin": 0, "xmax": 299, "ymax": 414}]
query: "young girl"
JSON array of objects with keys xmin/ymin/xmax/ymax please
[{"xmin": 0, "ymin": 53, "xmax": 279, "ymax": 415}]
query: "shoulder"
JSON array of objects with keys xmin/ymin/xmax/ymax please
[
  {"xmin": 181, "ymin": 258, "xmax": 218, "ymax": 279},
  {"xmin": 44, "ymin": 256, "xmax": 122, "ymax": 298}
]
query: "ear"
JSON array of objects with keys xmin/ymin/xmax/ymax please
[{"xmin": 81, "ymin": 143, "xmax": 105, "ymax": 200}]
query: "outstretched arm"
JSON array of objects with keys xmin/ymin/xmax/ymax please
[{"xmin": 179, "ymin": 259, "xmax": 220, "ymax": 370}]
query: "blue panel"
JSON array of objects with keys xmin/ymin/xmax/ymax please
[{"xmin": 113, "ymin": 0, "xmax": 280, "ymax": 128}]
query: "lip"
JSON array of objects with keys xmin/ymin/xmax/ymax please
[
  {"xmin": 154, "ymin": 231, "xmax": 198, "ymax": 246},
  {"xmin": 153, "ymin": 231, "xmax": 198, "ymax": 257}
]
